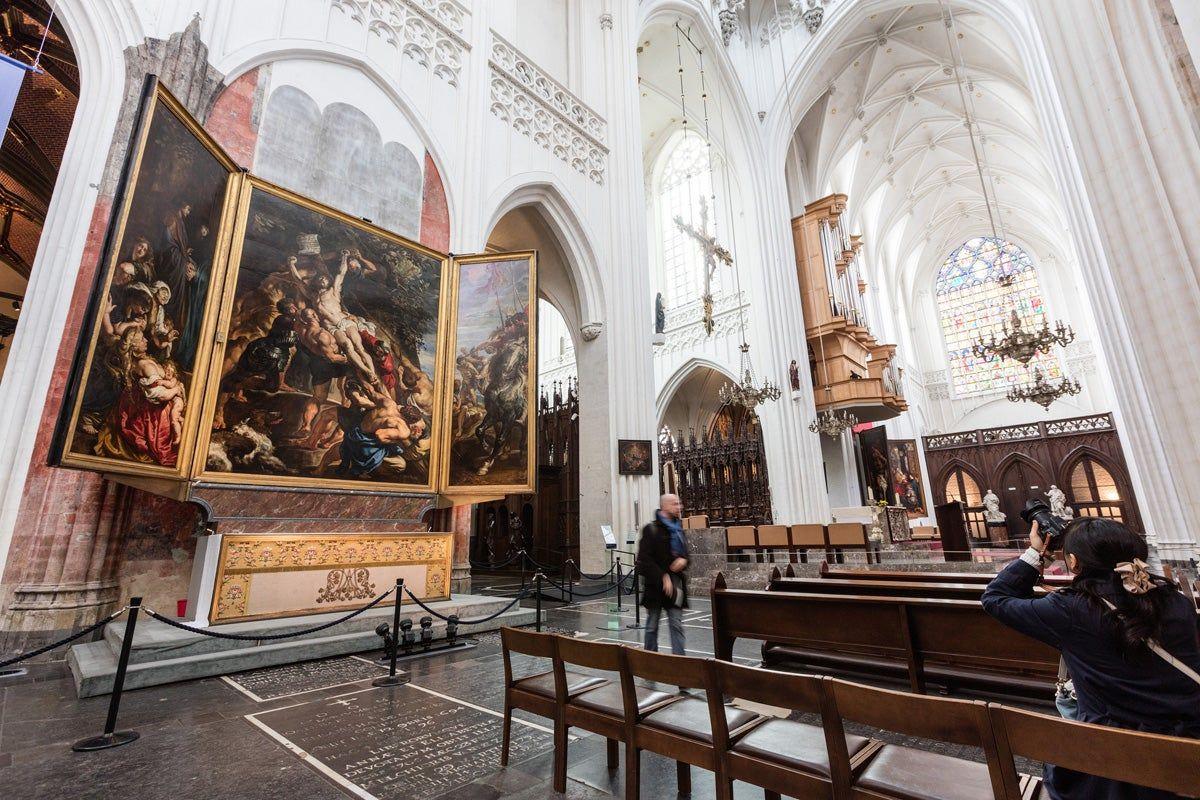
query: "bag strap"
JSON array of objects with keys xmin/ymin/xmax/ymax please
[{"xmin": 1100, "ymin": 598, "xmax": 1200, "ymax": 688}]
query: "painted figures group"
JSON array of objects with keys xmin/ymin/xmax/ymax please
[
  {"xmin": 79, "ymin": 204, "xmax": 211, "ymax": 467},
  {"xmin": 213, "ymin": 228, "xmax": 437, "ymax": 482}
]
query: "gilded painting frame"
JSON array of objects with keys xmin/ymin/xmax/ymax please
[
  {"xmin": 208, "ymin": 532, "xmax": 453, "ymax": 625},
  {"xmin": 439, "ymin": 251, "xmax": 538, "ymax": 496},
  {"xmin": 55, "ymin": 80, "xmax": 241, "ymax": 480},
  {"xmin": 190, "ymin": 175, "xmax": 453, "ymax": 493}
]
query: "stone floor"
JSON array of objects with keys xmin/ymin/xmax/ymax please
[{"xmin": 0, "ymin": 584, "xmax": 1039, "ymax": 799}]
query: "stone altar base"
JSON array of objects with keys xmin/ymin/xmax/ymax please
[{"xmin": 66, "ymin": 593, "xmax": 534, "ymax": 698}]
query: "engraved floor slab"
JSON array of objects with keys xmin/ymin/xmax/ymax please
[
  {"xmin": 246, "ymin": 684, "xmax": 551, "ymax": 799},
  {"xmin": 224, "ymin": 655, "xmax": 387, "ymax": 702}
]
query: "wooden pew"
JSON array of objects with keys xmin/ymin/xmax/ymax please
[
  {"xmin": 710, "ymin": 573, "xmax": 1060, "ymax": 702},
  {"xmin": 818, "ymin": 562, "xmax": 1074, "ymax": 587},
  {"xmin": 767, "ymin": 569, "xmax": 1049, "ymax": 602}
]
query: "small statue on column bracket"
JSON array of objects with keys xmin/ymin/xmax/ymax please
[
  {"xmin": 653, "ymin": 292, "xmax": 666, "ymax": 346},
  {"xmin": 788, "ymin": 359, "xmax": 801, "ymax": 399}
]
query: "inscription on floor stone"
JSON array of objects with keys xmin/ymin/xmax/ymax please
[
  {"xmin": 226, "ymin": 655, "xmax": 386, "ymax": 701},
  {"xmin": 249, "ymin": 685, "xmax": 550, "ymax": 799}
]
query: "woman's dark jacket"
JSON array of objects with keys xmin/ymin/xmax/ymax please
[
  {"xmin": 636, "ymin": 518, "xmax": 688, "ymax": 610},
  {"xmin": 982, "ymin": 558, "xmax": 1200, "ymax": 799}
]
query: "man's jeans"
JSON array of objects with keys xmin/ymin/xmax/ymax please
[{"xmin": 643, "ymin": 604, "xmax": 685, "ymax": 655}]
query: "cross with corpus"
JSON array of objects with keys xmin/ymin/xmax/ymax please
[{"xmin": 674, "ymin": 196, "xmax": 733, "ymax": 336}]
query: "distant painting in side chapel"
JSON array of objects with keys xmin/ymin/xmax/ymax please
[
  {"xmin": 617, "ymin": 440, "xmax": 653, "ymax": 476},
  {"xmin": 888, "ymin": 439, "xmax": 927, "ymax": 518},
  {"xmin": 858, "ymin": 426, "xmax": 894, "ymax": 506},
  {"xmin": 199, "ymin": 182, "xmax": 447, "ymax": 490},
  {"xmin": 443, "ymin": 253, "xmax": 537, "ymax": 493},
  {"xmin": 60, "ymin": 85, "xmax": 235, "ymax": 476}
]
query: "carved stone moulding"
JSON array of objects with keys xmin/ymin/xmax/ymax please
[
  {"xmin": 579, "ymin": 322, "xmax": 603, "ymax": 341},
  {"xmin": 8, "ymin": 580, "xmax": 121, "ymax": 612},
  {"xmin": 331, "ymin": 0, "xmax": 471, "ymax": 86}
]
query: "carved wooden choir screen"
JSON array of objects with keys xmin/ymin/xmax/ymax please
[{"xmin": 659, "ymin": 424, "xmax": 773, "ymax": 526}]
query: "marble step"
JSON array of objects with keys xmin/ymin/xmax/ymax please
[{"xmin": 68, "ymin": 593, "xmax": 535, "ymax": 698}]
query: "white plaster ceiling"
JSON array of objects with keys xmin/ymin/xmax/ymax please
[{"xmin": 788, "ymin": 4, "xmax": 1070, "ymax": 301}]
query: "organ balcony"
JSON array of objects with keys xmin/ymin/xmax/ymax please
[{"xmin": 792, "ymin": 193, "xmax": 906, "ymax": 422}]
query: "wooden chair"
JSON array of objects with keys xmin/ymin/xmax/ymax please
[
  {"xmin": 910, "ymin": 525, "xmax": 939, "ymax": 541},
  {"xmin": 988, "ymin": 704, "xmax": 1200, "ymax": 800},
  {"xmin": 756, "ymin": 524, "xmax": 790, "ymax": 562},
  {"xmin": 725, "ymin": 525, "xmax": 758, "ymax": 562},
  {"xmin": 552, "ymin": 636, "xmax": 679, "ymax": 791},
  {"xmin": 499, "ymin": 627, "xmax": 607, "ymax": 771},
  {"xmin": 821, "ymin": 677, "xmax": 1010, "ymax": 800},
  {"xmin": 621, "ymin": 648, "xmax": 763, "ymax": 800},
  {"xmin": 709, "ymin": 661, "xmax": 878, "ymax": 800},
  {"xmin": 826, "ymin": 523, "xmax": 876, "ymax": 565},
  {"xmin": 790, "ymin": 524, "xmax": 827, "ymax": 564}
]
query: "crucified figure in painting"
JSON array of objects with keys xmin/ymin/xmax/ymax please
[
  {"xmin": 293, "ymin": 250, "xmax": 378, "ymax": 382},
  {"xmin": 674, "ymin": 196, "xmax": 733, "ymax": 336}
]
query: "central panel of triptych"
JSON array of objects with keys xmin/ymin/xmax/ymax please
[{"xmin": 52, "ymin": 79, "xmax": 537, "ymax": 501}]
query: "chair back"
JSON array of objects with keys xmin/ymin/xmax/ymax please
[
  {"xmin": 989, "ymin": 704, "xmax": 1200, "ymax": 797},
  {"xmin": 790, "ymin": 523, "xmax": 826, "ymax": 547},
  {"xmin": 757, "ymin": 525, "xmax": 789, "ymax": 548},
  {"xmin": 726, "ymin": 526, "xmax": 757, "ymax": 548},
  {"xmin": 826, "ymin": 522, "xmax": 866, "ymax": 546},
  {"xmin": 822, "ymin": 677, "xmax": 1008, "ymax": 798},
  {"xmin": 623, "ymin": 647, "xmax": 711, "ymax": 691},
  {"xmin": 711, "ymin": 660, "xmax": 822, "ymax": 714},
  {"xmin": 500, "ymin": 626, "xmax": 558, "ymax": 687},
  {"xmin": 556, "ymin": 634, "xmax": 625, "ymax": 673}
]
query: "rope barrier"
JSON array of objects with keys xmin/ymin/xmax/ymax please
[
  {"xmin": 469, "ymin": 549, "xmax": 528, "ymax": 570},
  {"xmin": 542, "ymin": 571, "xmax": 635, "ymax": 598},
  {"xmin": 521, "ymin": 551, "xmax": 562, "ymax": 573},
  {"xmin": 142, "ymin": 588, "xmax": 394, "ymax": 642},
  {"xmin": 567, "ymin": 560, "xmax": 619, "ymax": 581},
  {"xmin": 0, "ymin": 607, "xmax": 127, "ymax": 669},
  {"xmin": 402, "ymin": 586, "xmax": 532, "ymax": 624}
]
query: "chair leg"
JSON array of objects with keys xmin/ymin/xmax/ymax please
[
  {"xmin": 676, "ymin": 760, "xmax": 691, "ymax": 795},
  {"xmin": 764, "ymin": 790, "xmax": 782, "ymax": 800},
  {"xmin": 606, "ymin": 737, "xmax": 619, "ymax": 770},
  {"xmin": 624, "ymin": 746, "xmax": 641, "ymax": 800},
  {"xmin": 552, "ymin": 721, "xmax": 568, "ymax": 793},
  {"xmin": 500, "ymin": 702, "xmax": 512, "ymax": 767}
]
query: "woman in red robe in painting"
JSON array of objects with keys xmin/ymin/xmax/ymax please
[{"xmin": 93, "ymin": 327, "xmax": 183, "ymax": 467}]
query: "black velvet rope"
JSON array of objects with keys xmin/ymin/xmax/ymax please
[
  {"xmin": 541, "ymin": 571, "xmax": 635, "ymax": 598},
  {"xmin": 0, "ymin": 608, "xmax": 125, "ymax": 669},
  {"xmin": 401, "ymin": 586, "xmax": 531, "ymax": 624},
  {"xmin": 143, "ymin": 588, "xmax": 393, "ymax": 641},
  {"xmin": 568, "ymin": 560, "xmax": 619, "ymax": 581},
  {"xmin": 469, "ymin": 549, "xmax": 528, "ymax": 570}
]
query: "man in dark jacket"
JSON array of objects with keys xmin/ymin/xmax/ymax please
[{"xmin": 636, "ymin": 493, "xmax": 688, "ymax": 654}]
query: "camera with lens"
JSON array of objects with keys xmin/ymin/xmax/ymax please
[{"xmin": 1020, "ymin": 499, "xmax": 1069, "ymax": 551}]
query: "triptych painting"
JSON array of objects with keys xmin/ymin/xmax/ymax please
[{"xmin": 55, "ymin": 80, "xmax": 537, "ymax": 497}]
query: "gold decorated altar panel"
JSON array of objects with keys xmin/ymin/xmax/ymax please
[{"xmin": 210, "ymin": 532, "xmax": 452, "ymax": 624}]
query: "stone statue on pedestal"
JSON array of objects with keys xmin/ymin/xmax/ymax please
[
  {"xmin": 654, "ymin": 292, "xmax": 666, "ymax": 335},
  {"xmin": 983, "ymin": 489, "xmax": 1006, "ymax": 524},
  {"xmin": 789, "ymin": 359, "xmax": 801, "ymax": 392},
  {"xmin": 1047, "ymin": 485, "xmax": 1075, "ymax": 521}
]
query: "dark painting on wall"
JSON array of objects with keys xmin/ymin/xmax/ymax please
[
  {"xmin": 888, "ymin": 439, "xmax": 927, "ymax": 517},
  {"xmin": 858, "ymin": 425, "xmax": 894, "ymax": 505},
  {"xmin": 443, "ymin": 253, "xmax": 536, "ymax": 493},
  {"xmin": 196, "ymin": 180, "xmax": 448, "ymax": 490},
  {"xmin": 60, "ymin": 84, "xmax": 236, "ymax": 476},
  {"xmin": 617, "ymin": 440, "xmax": 653, "ymax": 476}
]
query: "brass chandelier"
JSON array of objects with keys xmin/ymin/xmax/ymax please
[
  {"xmin": 971, "ymin": 308, "xmax": 1075, "ymax": 366},
  {"xmin": 720, "ymin": 342, "xmax": 783, "ymax": 410},
  {"xmin": 1006, "ymin": 367, "xmax": 1081, "ymax": 409},
  {"xmin": 808, "ymin": 407, "xmax": 858, "ymax": 437}
]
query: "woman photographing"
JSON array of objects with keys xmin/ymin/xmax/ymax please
[{"xmin": 982, "ymin": 517, "xmax": 1200, "ymax": 799}]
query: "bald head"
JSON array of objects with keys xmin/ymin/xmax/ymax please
[{"xmin": 660, "ymin": 493, "xmax": 682, "ymax": 520}]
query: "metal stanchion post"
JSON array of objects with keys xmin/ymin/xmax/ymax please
[
  {"xmin": 562, "ymin": 560, "xmax": 572, "ymax": 605},
  {"xmin": 626, "ymin": 570, "xmax": 642, "ymax": 629},
  {"xmin": 535, "ymin": 573, "xmax": 544, "ymax": 632},
  {"xmin": 373, "ymin": 579, "xmax": 409, "ymax": 687},
  {"xmin": 615, "ymin": 558, "xmax": 623, "ymax": 612},
  {"xmin": 73, "ymin": 598, "xmax": 142, "ymax": 752}
]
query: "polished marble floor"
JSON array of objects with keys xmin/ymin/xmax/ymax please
[{"xmin": 0, "ymin": 588, "xmax": 1035, "ymax": 799}]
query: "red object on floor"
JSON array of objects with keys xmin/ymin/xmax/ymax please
[{"xmin": 177, "ymin": 599, "xmax": 187, "ymax": 618}]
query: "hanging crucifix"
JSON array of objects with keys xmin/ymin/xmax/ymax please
[{"xmin": 674, "ymin": 195, "xmax": 733, "ymax": 335}]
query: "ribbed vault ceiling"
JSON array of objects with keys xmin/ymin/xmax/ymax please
[{"xmin": 788, "ymin": 4, "xmax": 1069, "ymax": 301}]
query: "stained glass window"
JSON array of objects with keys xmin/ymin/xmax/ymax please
[
  {"xmin": 658, "ymin": 132, "xmax": 723, "ymax": 306},
  {"xmin": 935, "ymin": 237, "xmax": 1061, "ymax": 397}
]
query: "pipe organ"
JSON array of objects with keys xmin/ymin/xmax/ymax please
[{"xmin": 792, "ymin": 194, "xmax": 906, "ymax": 421}]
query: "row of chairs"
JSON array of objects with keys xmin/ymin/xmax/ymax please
[
  {"xmin": 500, "ymin": 626, "xmax": 1200, "ymax": 800},
  {"xmin": 726, "ymin": 523, "xmax": 881, "ymax": 565}
]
